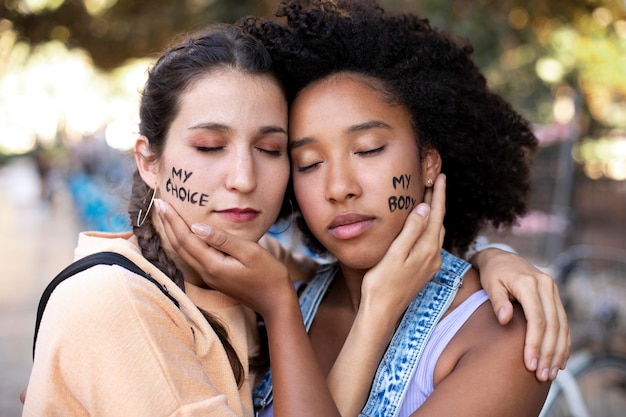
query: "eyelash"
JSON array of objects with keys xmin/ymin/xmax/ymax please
[
  {"xmin": 296, "ymin": 145, "xmax": 385, "ymax": 173},
  {"xmin": 357, "ymin": 145, "xmax": 385, "ymax": 156},
  {"xmin": 196, "ymin": 146, "xmax": 283, "ymax": 157},
  {"xmin": 297, "ymin": 162, "xmax": 320, "ymax": 173},
  {"xmin": 196, "ymin": 146, "xmax": 223, "ymax": 153}
]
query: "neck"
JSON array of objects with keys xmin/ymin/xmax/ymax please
[{"xmin": 336, "ymin": 263, "xmax": 368, "ymax": 313}]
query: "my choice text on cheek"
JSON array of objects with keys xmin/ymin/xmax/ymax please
[
  {"xmin": 165, "ymin": 166, "xmax": 210, "ymax": 206},
  {"xmin": 389, "ymin": 174, "xmax": 417, "ymax": 212}
]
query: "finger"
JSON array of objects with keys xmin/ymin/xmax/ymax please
[
  {"xmin": 527, "ymin": 275, "xmax": 560, "ymax": 381},
  {"xmin": 190, "ymin": 223, "xmax": 264, "ymax": 268},
  {"xmin": 513, "ymin": 280, "xmax": 546, "ymax": 375},
  {"xmin": 534, "ymin": 281, "xmax": 560, "ymax": 381},
  {"xmin": 155, "ymin": 199, "xmax": 215, "ymax": 272},
  {"xmin": 419, "ymin": 173, "xmax": 446, "ymax": 244},
  {"xmin": 423, "ymin": 186, "xmax": 433, "ymax": 206},
  {"xmin": 383, "ymin": 203, "xmax": 430, "ymax": 262},
  {"xmin": 555, "ymin": 296, "xmax": 571, "ymax": 370},
  {"xmin": 537, "ymin": 277, "xmax": 567, "ymax": 381},
  {"xmin": 487, "ymin": 284, "xmax": 515, "ymax": 326},
  {"xmin": 549, "ymin": 290, "xmax": 571, "ymax": 377}
]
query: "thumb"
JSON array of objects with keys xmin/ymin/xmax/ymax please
[{"xmin": 190, "ymin": 223, "xmax": 241, "ymax": 258}]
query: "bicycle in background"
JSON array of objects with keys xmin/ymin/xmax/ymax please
[{"xmin": 539, "ymin": 245, "xmax": 626, "ymax": 417}]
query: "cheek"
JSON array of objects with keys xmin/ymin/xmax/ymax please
[
  {"xmin": 159, "ymin": 162, "xmax": 213, "ymax": 209},
  {"xmin": 380, "ymin": 169, "xmax": 422, "ymax": 214},
  {"xmin": 260, "ymin": 162, "xmax": 290, "ymax": 211},
  {"xmin": 293, "ymin": 175, "xmax": 319, "ymax": 223}
]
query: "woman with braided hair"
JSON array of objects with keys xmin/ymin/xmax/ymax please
[{"xmin": 23, "ymin": 23, "xmax": 347, "ymax": 416}]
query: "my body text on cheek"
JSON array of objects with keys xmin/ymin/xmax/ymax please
[
  {"xmin": 388, "ymin": 174, "xmax": 416, "ymax": 212},
  {"xmin": 165, "ymin": 166, "xmax": 210, "ymax": 206}
]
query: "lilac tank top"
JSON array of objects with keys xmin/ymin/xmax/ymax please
[{"xmin": 397, "ymin": 289, "xmax": 489, "ymax": 416}]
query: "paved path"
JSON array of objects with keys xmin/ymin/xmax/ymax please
[{"xmin": 0, "ymin": 157, "xmax": 80, "ymax": 417}]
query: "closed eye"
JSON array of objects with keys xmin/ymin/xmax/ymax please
[
  {"xmin": 196, "ymin": 146, "xmax": 224, "ymax": 153},
  {"xmin": 256, "ymin": 147, "xmax": 283, "ymax": 157},
  {"xmin": 357, "ymin": 145, "xmax": 385, "ymax": 156},
  {"xmin": 296, "ymin": 161, "xmax": 321, "ymax": 173}
]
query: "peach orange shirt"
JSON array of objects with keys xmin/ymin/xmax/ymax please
[{"xmin": 23, "ymin": 231, "xmax": 259, "ymax": 417}]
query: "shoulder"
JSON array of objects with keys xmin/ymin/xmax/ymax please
[
  {"xmin": 427, "ymin": 272, "xmax": 548, "ymax": 415},
  {"xmin": 40, "ymin": 263, "xmax": 184, "ymax": 342},
  {"xmin": 445, "ymin": 267, "xmax": 526, "ymax": 355}
]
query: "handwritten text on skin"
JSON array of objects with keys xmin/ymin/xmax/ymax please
[
  {"xmin": 389, "ymin": 174, "xmax": 416, "ymax": 212},
  {"xmin": 165, "ymin": 167, "xmax": 210, "ymax": 206}
]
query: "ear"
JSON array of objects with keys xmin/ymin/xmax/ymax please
[
  {"xmin": 134, "ymin": 136, "xmax": 160, "ymax": 187},
  {"xmin": 421, "ymin": 147, "xmax": 442, "ymax": 187}
]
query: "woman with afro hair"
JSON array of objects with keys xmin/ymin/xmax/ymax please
[{"xmin": 236, "ymin": 1, "xmax": 555, "ymax": 415}]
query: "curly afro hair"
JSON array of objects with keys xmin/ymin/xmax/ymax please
[{"xmin": 240, "ymin": 0, "xmax": 538, "ymax": 256}]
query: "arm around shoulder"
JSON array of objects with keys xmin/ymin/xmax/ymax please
[{"xmin": 413, "ymin": 299, "xmax": 550, "ymax": 416}]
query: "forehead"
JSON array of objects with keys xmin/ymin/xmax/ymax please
[
  {"xmin": 170, "ymin": 69, "xmax": 287, "ymax": 131},
  {"xmin": 289, "ymin": 73, "xmax": 413, "ymax": 137},
  {"xmin": 181, "ymin": 69, "xmax": 284, "ymax": 108}
]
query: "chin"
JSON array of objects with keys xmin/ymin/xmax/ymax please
[{"xmin": 336, "ymin": 251, "xmax": 382, "ymax": 271}]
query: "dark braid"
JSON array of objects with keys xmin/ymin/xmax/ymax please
[
  {"xmin": 129, "ymin": 24, "xmax": 281, "ymax": 387},
  {"xmin": 130, "ymin": 171, "xmax": 185, "ymax": 290}
]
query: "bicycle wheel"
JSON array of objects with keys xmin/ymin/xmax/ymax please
[{"xmin": 541, "ymin": 352, "xmax": 626, "ymax": 417}]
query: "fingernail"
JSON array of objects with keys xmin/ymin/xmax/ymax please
[
  {"xmin": 415, "ymin": 204, "xmax": 429, "ymax": 217},
  {"xmin": 154, "ymin": 198, "xmax": 165, "ymax": 214},
  {"xmin": 497, "ymin": 306, "xmax": 506, "ymax": 322},
  {"xmin": 529, "ymin": 357, "xmax": 538, "ymax": 370},
  {"xmin": 441, "ymin": 173, "xmax": 446, "ymax": 183},
  {"xmin": 540, "ymin": 368, "xmax": 549, "ymax": 381},
  {"xmin": 550, "ymin": 367, "xmax": 559, "ymax": 379},
  {"xmin": 191, "ymin": 223, "xmax": 211, "ymax": 238}
]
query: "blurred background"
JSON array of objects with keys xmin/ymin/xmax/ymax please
[{"xmin": 0, "ymin": 0, "xmax": 625, "ymax": 415}]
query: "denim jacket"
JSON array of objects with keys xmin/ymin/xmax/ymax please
[{"xmin": 254, "ymin": 250, "xmax": 469, "ymax": 417}]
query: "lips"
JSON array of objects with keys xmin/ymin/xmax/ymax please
[
  {"xmin": 215, "ymin": 208, "xmax": 260, "ymax": 222},
  {"xmin": 327, "ymin": 213, "xmax": 375, "ymax": 239}
]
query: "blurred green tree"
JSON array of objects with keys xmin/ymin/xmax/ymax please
[
  {"xmin": 2, "ymin": 0, "xmax": 625, "ymax": 130},
  {"xmin": 1, "ymin": 0, "xmax": 280, "ymax": 70}
]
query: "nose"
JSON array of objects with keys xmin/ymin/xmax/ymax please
[
  {"xmin": 325, "ymin": 158, "xmax": 361, "ymax": 203},
  {"xmin": 225, "ymin": 148, "xmax": 257, "ymax": 193}
]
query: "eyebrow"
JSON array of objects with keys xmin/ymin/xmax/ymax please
[
  {"xmin": 189, "ymin": 122, "xmax": 231, "ymax": 132},
  {"xmin": 346, "ymin": 120, "xmax": 393, "ymax": 133},
  {"xmin": 289, "ymin": 120, "xmax": 392, "ymax": 150},
  {"xmin": 189, "ymin": 122, "xmax": 287, "ymax": 135}
]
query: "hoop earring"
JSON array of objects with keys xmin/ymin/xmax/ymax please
[
  {"xmin": 136, "ymin": 186, "xmax": 157, "ymax": 227},
  {"xmin": 272, "ymin": 198, "xmax": 295, "ymax": 234}
]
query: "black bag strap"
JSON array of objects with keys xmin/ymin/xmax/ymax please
[{"xmin": 33, "ymin": 251, "xmax": 179, "ymax": 358}]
